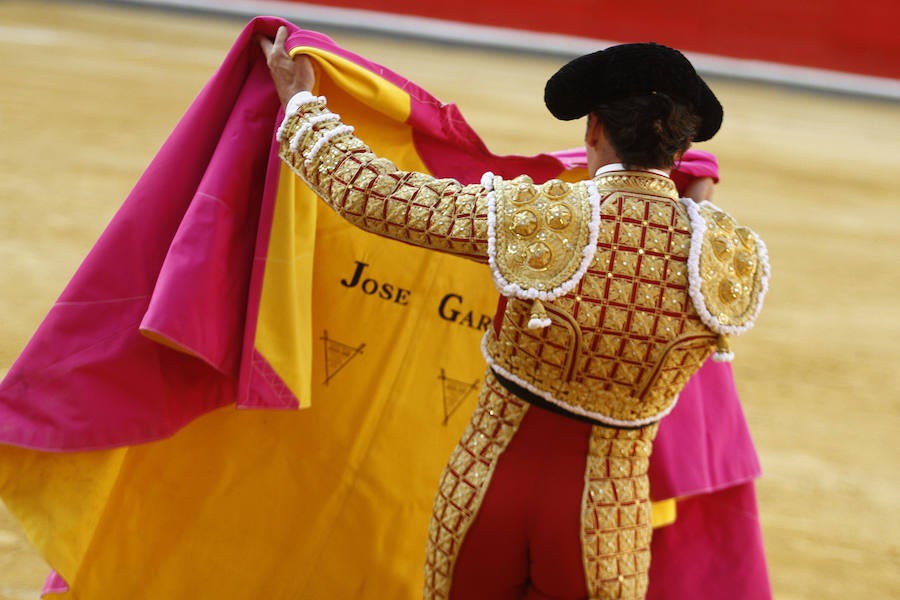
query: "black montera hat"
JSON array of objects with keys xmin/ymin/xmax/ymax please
[{"xmin": 544, "ymin": 42, "xmax": 723, "ymax": 142}]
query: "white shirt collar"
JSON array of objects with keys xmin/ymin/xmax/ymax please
[{"xmin": 594, "ymin": 163, "xmax": 670, "ymax": 178}]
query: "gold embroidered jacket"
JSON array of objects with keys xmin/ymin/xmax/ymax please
[{"xmin": 278, "ymin": 92, "xmax": 769, "ymax": 427}]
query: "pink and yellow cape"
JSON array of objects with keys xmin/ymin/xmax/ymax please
[{"xmin": 0, "ymin": 17, "xmax": 769, "ymax": 599}]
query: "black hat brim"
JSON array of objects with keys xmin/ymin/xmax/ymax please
[{"xmin": 544, "ymin": 43, "xmax": 722, "ymax": 142}]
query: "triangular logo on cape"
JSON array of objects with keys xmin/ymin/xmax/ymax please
[
  {"xmin": 321, "ymin": 330, "xmax": 366, "ymax": 384},
  {"xmin": 439, "ymin": 368, "xmax": 479, "ymax": 425}
]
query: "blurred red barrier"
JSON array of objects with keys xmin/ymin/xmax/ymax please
[{"xmin": 291, "ymin": 0, "xmax": 899, "ymax": 79}]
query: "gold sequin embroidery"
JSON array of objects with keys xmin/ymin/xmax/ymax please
[
  {"xmin": 695, "ymin": 204, "xmax": 767, "ymax": 329},
  {"xmin": 278, "ymin": 102, "xmax": 492, "ymax": 262},
  {"xmin": 582, "ymin": 423, "xmax": 658, "ymax": 599},
  {"xmin": 485, "ymin": 176, "xmax": 718, "ymax": 426},
  {"xmin": 423, "ymin": 372, "xmax": 529, "ymax": 599},
  {"xmin": 492, "ymin": 175, "xmax": 596, "ymax": 293}
]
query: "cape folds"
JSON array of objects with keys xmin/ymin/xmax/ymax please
[{"xmin": 0, "ymin": 17, "xmax": 767, "ymax": 599}]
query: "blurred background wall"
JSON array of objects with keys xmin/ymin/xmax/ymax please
[{"xmin": 275, "ymin": 0, "xmax": 900, "ymax": 78}]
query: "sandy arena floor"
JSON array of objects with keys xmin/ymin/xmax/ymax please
[{"xmin": 1, "ymin": 1, "xmax": 898, "ymax": 598}]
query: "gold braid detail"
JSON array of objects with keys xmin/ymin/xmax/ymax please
[
  {"xmin": 695, "ymin": 204, "xmax": 767, "ymax": 329},
  {"xmin": 491, "ymin": 175, "xmax": 596, "ymax": 295},
  {"xmin": 582, "ymin": 423, "xmax": 658, "ymax": 599},
  {"xmin": 423, "ymin": 371, "xmax": 529, "ymax": 599},
  {"xmin": 278, "ymin": 98, "xmax": 492, "ymax": 261}
]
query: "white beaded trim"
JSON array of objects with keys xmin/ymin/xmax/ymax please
[
  {"xmin": 480, "ymin": 170, "xmax": 494, "ymax": 191},
  {"xmin": 481, "ymin": 332, "xmax": 676, "ymax": 428},
  {"xmin": 304, "ymin": 124, "xmax": 354, "ymax": 167},
  {"xmin": 486, "ymin": 178, "xmax": 601, "ymax": 302},
  {"xmin": 285, "ymin": 90, "xmax": 324, "ymax": 116},
  {"xmin": 288, "ymin": 113, "xmax": 340, "ymax": 152},
  {"xmin": 712, "ymin": 351, "xmax": 735, "ymax": 362},
  {"xmin": 681, "ymin": 198, "xmax": 771, "ymax": 336},
  {"xmin": 276, "ymin": 91, "xmax": 326, "ymax": 141},
  {"xmin": 527, "ymin": 317, "xmax": 552, "ymax": 329}
]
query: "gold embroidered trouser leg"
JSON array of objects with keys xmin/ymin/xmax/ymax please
[
  {"xmin": 423, "ymin": 371, "xmax": 529, "ymax": 600},
  {"xmin": 581, "ymin": 423, "xmax": 659, "ymax": 599}
]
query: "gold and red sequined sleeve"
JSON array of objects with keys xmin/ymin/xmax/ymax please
[{"xmin": 277, "ymin": 92, "xmax": 490, "ymax": 262}]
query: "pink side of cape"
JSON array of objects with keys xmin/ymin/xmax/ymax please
[
  {"xmin": 0, "ymin": 18, "xmax": 287, "ymax": 451},
  {"xmin": 42, "ymin": 571, "xmax": 68, "ymax": 595},
  {"xmin": 648, "ymin": 481, "xmax": 772, "ymax": 599}
]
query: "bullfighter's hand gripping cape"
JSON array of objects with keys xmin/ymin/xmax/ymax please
[{"xmin": 0, "ymin": 17, "xmax": 770, "ymax": 599}]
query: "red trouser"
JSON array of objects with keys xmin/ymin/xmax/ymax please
[
  {"xmin": 425, "ymin": 366, "xmax": 771, "ymax": 600},
  {"xmin": 437, "ymin": 385, "xmax": 771, "ymax": 600},
  {"xmin": 449, "ymin": 399, "xmax": 593, "ymax": 599},
  {"xmin": 428, "ymin": 370, "xmax": 655, "ymax": 599}
]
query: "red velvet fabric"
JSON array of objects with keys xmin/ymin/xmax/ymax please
[{"xmin": 451, "ymin": 404, "xmax": 592, "ymax": 599}]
